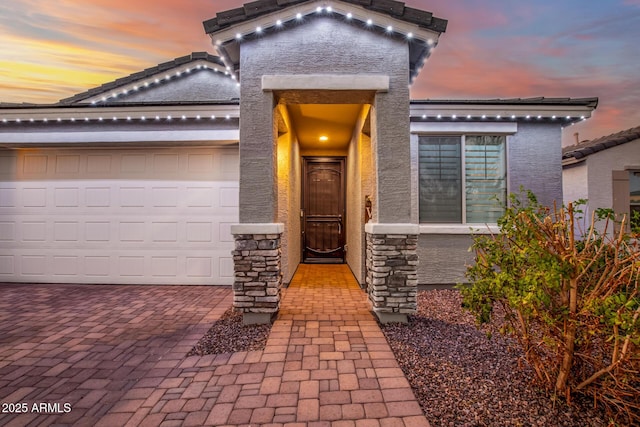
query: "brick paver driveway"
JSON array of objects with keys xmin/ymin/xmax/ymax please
[
  {"xmin": 0, "ymin": 284, "xmax": 232, "ymax": 426},
  {"xmin": 0, "ymin": 266, "xmax": 428, "ymax": 426}
]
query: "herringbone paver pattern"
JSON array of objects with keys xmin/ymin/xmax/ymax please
[
  {"xmin": 0, "ymin": 265, "xmax": 428, "ymax": 426},
  {"xmin": 0, "ymin": 284, "xmax": 233, "ymax": 427}
]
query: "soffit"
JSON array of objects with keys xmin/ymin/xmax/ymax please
[{"xmin": 287, "ymin": 103, "xmax": 363, "ymax": 150}]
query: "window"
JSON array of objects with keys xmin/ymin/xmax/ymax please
[{"xmin": 419, "ymin": 135, "xmax": 507, "ymax": 224}]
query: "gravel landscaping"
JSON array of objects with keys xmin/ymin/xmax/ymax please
[
  {"xmin": 187, "ymin": 307, "xmax": 272, "ymax": 356},
  {"xmin": 381, "ymin": 290, "xmax": 609, "ymax": 427}
]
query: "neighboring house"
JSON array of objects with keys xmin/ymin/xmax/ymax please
[
  {"xmin": 0, "ymin": 0, "xmax": 597, "ymax": 323},
  {"xmin": 563, "ymin": 126, "xmax": 640, "ymax": 233}
]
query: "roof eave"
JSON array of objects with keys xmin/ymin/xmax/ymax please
[
  {"xmin": 0, "ymin": 103, "xmax": 241, "ymax": 126},
  {"xmin": 561, "ymin": 156, "xmax": 587, "ymax": 167},
  {"xmin": 562, "ymin": 125, "xmax": 640, "ymax": 160},
  {"xmin": 204, "ymin": 0, "xmax": 447, "ymax": 34},
  {"xmin": 409, "ymin": 98, "xmax": 598, "ymax": 124}
]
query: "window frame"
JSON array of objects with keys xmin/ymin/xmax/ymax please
[{"xmin": 416, "ymin": 133, "xmax": 509, "ymax": 226}]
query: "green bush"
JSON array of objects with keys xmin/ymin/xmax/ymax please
[{"xmin": 460, "ymin": 190, "xmax": 640, "ymax": 424}]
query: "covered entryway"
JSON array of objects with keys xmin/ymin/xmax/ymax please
[
  {"xmin": 274, "ymin": 98, "xmax": 374, "ymax": 284},
  {"xmin": 208, "ymin": 0, "xmax": 446, "ymax": 323}
]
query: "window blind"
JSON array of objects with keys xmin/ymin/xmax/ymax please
[
  {"xmin": 465, "ymin": 135, "xmax": 506, "ymax": 223},
  {"xmin": 419, "ymin": 136, "xmax": 462, "ymax": 223}
]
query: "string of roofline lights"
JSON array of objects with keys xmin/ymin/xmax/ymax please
[
  {"xmin": 86, "ymin": 63, "xmax": 239, "ymax": 106},
  {"xmin": 418, "ymin": 114, "xmax": 587, "ymax": 121},
  {"xmin": 0, "ymin": 113, "xmax": 586, "ymax": 125},
  {"xmin": 223, "ymin": 6, "xmax": 430, "ymax": 45},
  {"xmin": 1, "ymin": 115, "xmax": 235, "ymax": 124},
  {"xmin": 0, "ymin": 6, "xmax": 590, "ymax": 125},
  {"xmin": 214, "ymin": 5, "xmax": 437, "ymax": 83}
]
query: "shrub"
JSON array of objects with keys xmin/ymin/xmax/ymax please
[{"xmin": 460, "ymin": 190, "xmax": 640, "ymax": 424}]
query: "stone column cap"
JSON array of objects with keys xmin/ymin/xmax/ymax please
[
  {"xmin": 365, "ymin": 223, "xmax": 419, "ymax": 235},
  {"xmin": 231, "ymin": 223, "xmax": 284, "ymax": 234}
]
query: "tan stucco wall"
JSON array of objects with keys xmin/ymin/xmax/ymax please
[
  {"xmin": 345, "ymin": 107, "xmax": 375, "ymax": 285},
  {"xmin": 276, "ymin": 106, "xmax": 301, "ymax": 284},
  {"xmin": 345, "ymin": 108, "xmax": 372, "ymax": 285}
]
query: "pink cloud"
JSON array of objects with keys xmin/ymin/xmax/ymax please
[{"xmin": 404, "ymin": 0, "xmax": 510, "ymax": 34}]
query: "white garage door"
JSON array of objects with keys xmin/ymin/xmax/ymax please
[{"xmin": 0, "ymin": 147, "xmax": 239, "ymax": 285}]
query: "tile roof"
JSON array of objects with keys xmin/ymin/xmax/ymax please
[
  {"xmin": 562, "ymin": 125, "xmax": 640, "ymax": 161},
  {"xmin": 58, "ymin": 52, "xmax": 225, "ymax": 105},
  {"xmin": 203, "ymin": 0, "xmax": 448, "ymax": 34}
]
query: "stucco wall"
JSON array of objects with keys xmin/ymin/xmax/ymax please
[
  {"xmin": 508, "ymin": 122, "xmax": 563, "ymax": 207},
  {"xmin": 585, "ymin": 140, "xmax": 640, "ymax": 213},
  {"xmin": 417, "ymin": 234, "xmax": 475, "ymax": 285},
  {"xmin": 239, "ymin": 16, "xmax": 411, "ymax": 224},
  {"xmin": 562, "ymin": 162, "xmax": 588, "ymax": 204},
  {"xmin": 410, "ymin": 133, "xmax": 419, "ymax": 223},
  {"xmin": 346, "ymin": 108, "xmax": 374, "ymax": 286},
  {"xmin": 276, "ymin": 126, "xmax": 301, "ymax": 284},
  {"xmin": 371, "ymin": 73, "xmax": 411, "ymax": 224},
  {"xmin": 286, "ymin": 134, "xmax": 302, "ymax": 284},
  {"xmin": 347, "ymin": 131, "xmax": 362, "ymax": 284},
  {"xmin": 120, "ymin": 71, "xmax": 239, "ymax": 103}
]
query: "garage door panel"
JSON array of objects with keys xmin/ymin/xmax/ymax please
[
  {"xmin": 23, "ymin": 187, "xmax": 48, "ymax": 207},
  {"xmin": 53, "ymin": 255, "xmax": 79, "ymax": 276},
  {"xmin": 186, "ymin": 257, "xmax": 213, "ymax": 278},
  {"xmin": 23, "ymin": 155, "xmax": 48, "ymax": 175},
  {"xmin": 0, "ymin": 187, "xmax": 18, "ymax": 207},
  {"xmin": 0, "ymin": 255, "xmax": 15, "ymax": 275},
  {"xmin": 219, "ymin": 257, "xmax": 234, "ymax": 279},
  {"xmin": 85, "ymin": 256, "xmax": 110, "ymax": 277},
  {"xmin": 0, "ymin": 147, "xmax": 239, "ymax": 285},
  {"xmin": 22, "ymin": 221, "xmax": 48, "ymax": 242},
  {"xmin": 0, "ymin": 221, "xmax": 16, "ymax": 241}
]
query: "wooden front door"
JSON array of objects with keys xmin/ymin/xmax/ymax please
[{"xmin": 302, "ymin": 157, "xmax": 345, "ymax": 263}]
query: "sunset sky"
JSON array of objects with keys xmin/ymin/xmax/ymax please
[{"xmin": 1, "ymin": 0, "xmax": 639, "ymax": 145}]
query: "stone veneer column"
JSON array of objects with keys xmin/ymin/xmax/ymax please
[
  {"xmin": 230, "ymin": 223, "xmax": 284, "ymax": 325},
  {"xmin": 365, "ymin": 223, "xmax": 419, "ymax": 323}
]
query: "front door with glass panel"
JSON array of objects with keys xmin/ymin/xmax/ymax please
[{"xmin": 302, "ymin": 157, "xmax": 345, "ymax": 263}]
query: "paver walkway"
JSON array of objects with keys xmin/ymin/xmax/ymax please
[{"xmin": 0, "ymin": 265, "xmax": 428, "ymax": 426}]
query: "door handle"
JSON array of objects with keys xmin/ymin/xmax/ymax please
[{"xmin": 338, "ymin": 221, "xmax": 342, "ymax": 234}]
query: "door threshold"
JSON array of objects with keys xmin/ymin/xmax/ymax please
[{"xmin": 304, "ymin": 258, "xmax": 344, "ymax": 264}]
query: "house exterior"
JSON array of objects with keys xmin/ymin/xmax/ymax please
[
  {"xmin": 563, "ymin": 126, "xmax": 640, "ymax": 233},
  {"xmin": 0, "ymin": 0, "xmax": 597, "ymax": 323}
]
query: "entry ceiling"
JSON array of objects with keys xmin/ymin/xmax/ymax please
[{"xmin": 286, "ymin": 104, "xmax": 363, "ymax": 151}]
